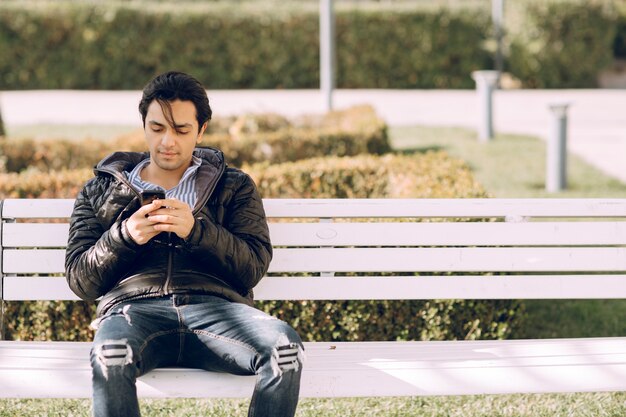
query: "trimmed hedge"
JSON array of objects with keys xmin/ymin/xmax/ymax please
[
  {"xmin": 1, "ymin": 0, "xmax": 624, "ymax": 89},
  {"xmin": 0, "ymin": 105, "xmax": 389, "ymax": 174},
  {"xmin": 0, "ymin": 168, "xmax": 91, "ymax": 198},
  {"xmin": 248, "ymin": 152, "xmax": 487, "ymax": 199},
  {"xmin": 507, "ymin": 0, "xmax": 618, "ymax": 88},
  {"xmin": 613, "ymin": 1, "xmax": 626, "ymax": 59},
  {"xmin": 117, "ymin": 105, "xmax": 391, "ymax": 168},
  {"xmin": 0, "ymin": 1, "xmax": 491, "ymax": 90}
]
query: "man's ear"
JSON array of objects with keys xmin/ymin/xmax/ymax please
[{"xmin": 197, "ymin": 122, "xmax": 208, "ymax": 143}]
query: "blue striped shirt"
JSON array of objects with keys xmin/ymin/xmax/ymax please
[{"xmin": 125, "ymin": 156, "xmax": 202, "ymax": 209}]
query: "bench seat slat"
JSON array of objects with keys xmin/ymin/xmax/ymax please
[
  {"xmin": 5, "ymin": 275, "xmax": 626, "ymax": 301},
  {"xmin": 1, "ymin": 338, "xmax": 625, "ymax": 398},
  {"xmin": 6, "ymin": 247, "xmax": 626, "ymax": 274},
  {"xmin": 6, "ymin": 222, "xmax": 626, "ymax": 248}
]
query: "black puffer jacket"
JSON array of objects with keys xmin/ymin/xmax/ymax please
[{"xmin": 65, "ymin": 147, "xmax": 272, "ymax": 316}]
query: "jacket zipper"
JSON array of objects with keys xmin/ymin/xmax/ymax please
[
  {"xmin": 163, "ymin": 233, "xmax": 174, "ymax": 295},
  {"xmin": 163, "ymin": 160, "xmax": 226, "ymax": 295}
]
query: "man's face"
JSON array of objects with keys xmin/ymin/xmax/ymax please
[{"xmin": 144, "ymin": 99, "xmax": 206, "ymax": 175}]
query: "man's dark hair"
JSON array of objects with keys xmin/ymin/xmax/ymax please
[{"xmin": 138, "ymin": 71, "xmax": 212, "ymax": 133}]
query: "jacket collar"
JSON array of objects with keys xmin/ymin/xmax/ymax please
[
  {"xmin": 95, "ymin": 147, "xmax": 225, "ymax": 176},
  {"xmin": 95, "ymin": 147, "xmax": 226, "ymax": 212}
]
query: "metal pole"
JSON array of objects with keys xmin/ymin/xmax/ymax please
[
  {"xmin": 492, "ymin": 0, "xmax": 504, "ymax": 82},
  {"xmin": 471, "ymin": 70, "xmax": 500, "ymax": 142},
  {"xmin": 546, "ymin": 103, "xmax": 570, "ymax": 192},
  {"xmin": 320, "ymin": 0, "xmax": 335, "ymax": 112}
]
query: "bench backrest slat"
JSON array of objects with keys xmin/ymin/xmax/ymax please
[
  {"xmin": 262, "ymin": 198, "xmax": 626, "ymax": 218},
  {"xmin": 4, "ymin": 198, "xmax": 626, "ymax": 219},
  {"xmin": 5, "ymin": 275, "xmax": 626, "ymax": 301},
  {"xmin": 2, "ymin": 199, "xmax": 75, "ymax": 219},
  {"xmin": 4, "ymin": 247, "xmax": 626, "ymax": 274},
  {"xmin": 2, "ymin": 198, "xmax": 626, "ymax": 302},
  {"xmin": 5, "ymin": 222, "xmax": 626, "ymax": 248}
]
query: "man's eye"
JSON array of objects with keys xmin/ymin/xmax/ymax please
[
  {"xmin": 152, "ymin": 128, "xmax": 163, "ymax": 132},
  {"xmin": 177, "ymin": 131, "xmax": 191, "ymax": 135}
]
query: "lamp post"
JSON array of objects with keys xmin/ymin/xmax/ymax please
[
  {"xmin": 471, "ymin": 70, "xmax": 500, "ymax": 142},
  {"xmin": 320, "ymin": 0, "xmax": 336, "ymax": 112},
  {"xmin": 546, "ymin": 103, "xmax": 570, "ymax": 192},
  {"xmin": 492, "ymin": 0, "xmax": 504, "ymax": 81}
]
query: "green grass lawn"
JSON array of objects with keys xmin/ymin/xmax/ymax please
[
  {"xmin": 2, "ymin": 393, "xmax": 626, "ymax": 417},
  {"xmin": 389, "ymin": 125, "xmax": 626, "ymax": 198}
]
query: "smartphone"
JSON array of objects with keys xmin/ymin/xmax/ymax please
[{"xmin": 141, "ymin": 190, "xmax": 166, "ymax": 206}]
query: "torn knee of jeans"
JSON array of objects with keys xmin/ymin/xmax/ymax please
[
  {"xmin": 272, "ymin": 340, "xmax": 304, "ymax": 375},
  {"xmin": 93, "ymin": 339, "xmax": 134, "ymax": 380}
]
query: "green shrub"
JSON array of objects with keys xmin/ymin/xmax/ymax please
[
  {"xmin": 508, "ymin": 1, "xmax": 617, "ymax": 88},
  {"xmin": 248, "ymin": 151, "xmax": 487, "ymax": 199},
  {"xmin": 205, "ymin": 106, "xmax": 390, "ymax": 167},
  {"xmin": 3, "ymin": 301, "xmax": 95, "ymax": 342},
  {"xmin": 0, "ymin": 138, "xmax": 109, "ymax": 174},
  {"xmin": 336, "ymin": 9, "xmax": 491, "ymax": 88},
  {"xmin": 0, "ymin": 1, "xmax": 490, "ymax": 90},
  {"xmin": 615, "ymin": 3, "xmax": 626, "ymax": 58},
  {"xmin": 1, "ymin": 0, "xmax": 624, "ymax": 89},
  {"xmin": 0, "ymin": 168, "xmax": 92, "ymax": 198},
  {"xmin": 0, "ymin": 106, "xmax": 389, "ymax": 173}
]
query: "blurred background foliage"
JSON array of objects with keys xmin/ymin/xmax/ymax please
[
  {"xmin": 1, "ymin": 106, "xmax": 525, "ymax": 343},
  {"xmin": 0, "ymin": 0, "xmax": 623, "ymax": 90}
]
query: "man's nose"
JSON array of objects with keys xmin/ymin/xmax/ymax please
[{"xmin": 161, "ymin": 130, "xmax": 176, "ymax": 146}]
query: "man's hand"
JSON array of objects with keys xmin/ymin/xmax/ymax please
[
  {"xmin": 144, "ymin": 198, "xmax": 196, "ymax": 240},
  {"xmin": 125, "ymin": 198, "xmax": 195, "ymax": 244}
]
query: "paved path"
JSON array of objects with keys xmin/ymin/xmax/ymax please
[{"xmin": 1, "ymin": 89, "xmax": 625, "ymax": 183}]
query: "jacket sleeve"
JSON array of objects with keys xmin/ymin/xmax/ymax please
[
  {"xmin": 65, "ymin": 183, "xmax": 142, "ymax": 301},
  {"xmin": 184, "ymin": 173, "xmax": 273, "ymax": 292}
]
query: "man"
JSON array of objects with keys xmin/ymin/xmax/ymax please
[{"xmin": 65, "ymin": 71, "xmax": 303, "ymax": 417}]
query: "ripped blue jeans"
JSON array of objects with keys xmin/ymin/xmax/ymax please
[{"xmin": 90, "ymin": 294, "xmax": 304, "ymax": 417}]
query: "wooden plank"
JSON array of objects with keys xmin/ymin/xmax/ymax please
[
  {"xmin": 6, "ymin": 222, "xmax": 626, "ymax": 248},
  {"xmin": 4, "ymin": 277, "xmax": 81, "ymax": 301},
  {"xmin": 5, "ymin": 198, "xmax": 626, "ymax": 220},
  {"xmin": 262, "ymin": 198, "xmax": 626, "ymax": 218},
  {"xmin": 2, "ymin": 199, "xmax": 75, "ymax": 219},
  {"xmin": 5, "ymin": 247, "xmax": 626, "ymax": 274},
  {"xmin": 270, "ymin": 247, "xmax": 626, "ymax": 273},
  {"xmin": 3, "ymin": 224, "xmax": 70, "ymax": 247},
  {"xmin": 6, "ymin": 275, "xmax": 626, "ymax": 301},
  {"xmin": 0, "ymin": 339, "xmax": 625, "ymax": 398},
  {"xmin": 254, "ymin": 275, "xmax": 626, "ymax": 300},
  {"xmin": 3, "ymin": 250, "xmax": 67, "ymax": 273},
  {"xmin": 268, "ymin": 222, "xmax": 626, "ymax": 246}
]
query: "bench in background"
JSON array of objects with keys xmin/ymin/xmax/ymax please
[{"xmin": 1, "ymin": 198, "xmax": 625, "ymax": 398}]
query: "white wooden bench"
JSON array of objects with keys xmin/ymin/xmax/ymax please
[{"xmin": 1, "ymin": 198, "xmax": 626, "ymax": 398}]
